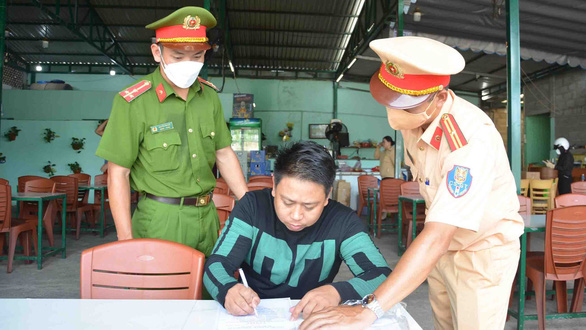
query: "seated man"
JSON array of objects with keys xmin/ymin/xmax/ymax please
[{"xmin": 204, "ymin": 141, "xmax": 391, "ymax": 320}]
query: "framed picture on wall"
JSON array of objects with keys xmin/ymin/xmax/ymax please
[{"xmin": 309, "ymin": 124, "xmax": 328, "ymax": 139}]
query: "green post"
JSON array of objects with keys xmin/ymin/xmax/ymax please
[
  {"xmin": 201, "ymin": 0, "xmax": 211, "ymax": 80},
  {"xmin": 506, "ymin": 0, "xmax": 522, "ymax": 188},
  {"xmin": 394, "ymin": 0, "xmax": 404, "ymax": 179},
  {"xmin": 0, "ymin": 0, "xmax": 6, "ymax": 126},
  {"xmin": 333, "ymin": 82, "xmax": 338, "ymax": 119}
]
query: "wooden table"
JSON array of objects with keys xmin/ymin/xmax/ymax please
[
  {"xmin": 9, "ymin": 192, "xmax": 67, "ymax": 269},
  {"xmin": 0, "ymin": 298, "xmax": 422, "ymax": 330},
  {"xmin": 397, "ymin": 194, "xmax": 425, "ymax": 256},
  {"xmin": 78, "ymin": 184, "xmax": 114, "ymax": 237}
]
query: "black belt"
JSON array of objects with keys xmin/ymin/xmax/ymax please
[{"xmin": 146, "ymin": 193, "xmax": 213, "ymax": 207}]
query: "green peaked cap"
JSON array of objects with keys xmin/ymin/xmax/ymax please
[{"xmin": 145, "ymin": 6, "xmax": 217, "ymax": 30}]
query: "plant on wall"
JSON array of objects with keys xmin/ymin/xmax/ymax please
[
  {"xmin": 68, "ymin": 161, "xmax": 82, "ymax": 174},
  {"xmin": 0, "ymin": 153, "xmax": 6, "ymax": 164},
  {"xmin": 43, "ymin": 161, "xmax": 56, "ymax": 177},
  {"xmin": 278, "ymin": 122, "xmax": 294, "ymax": 141},
  {"xmin": 4, "ymin": 126, "xmax": 21, "ymax": 141},
  {"xmin": 71, "ymin": 137, "xmax": 86, "ymax": 153},
  {"xmin": 43, "ymin": 128, "xmax": 60, "ymax": 143}
]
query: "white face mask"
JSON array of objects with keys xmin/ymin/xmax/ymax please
[
  {"xmin": 159, "ymin": 48, "xmax": 203, "ymax": 88},
  {"xmin": 386, "ymin": 93, "xmax": 438, "ymax": 130},
  {"xmin": 555, "ymin": 149, "xmax": 561, "ymax": 156}
]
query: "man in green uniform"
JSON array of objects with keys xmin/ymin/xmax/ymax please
[{"xmin": 96, "ymin": 6, "xmax": 248, "ymax": 257}]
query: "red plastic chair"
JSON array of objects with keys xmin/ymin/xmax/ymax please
[
  {"xmin": 555, "ymin": 193, "xmax": 586, "ymax": 208},
  {"xmin": 213, "ymin": 193, "xmax": 235, "ymax": 231},
  {"xmin": 213, "ymin": 180, "xmax": 230, "ymax": 195},
  {"xmin": 69, "ymin": 173, "xmax": 91, "ymax": 205},
  {"xmin": 357, "ymin": 175, "xmax": 378, "ymax": 217},
  {"xmin": 400, "ymin": 181, "xmax": 425, "ymax": 247},
  {"xmin": 17, "ymin": 175, "xmax": 44, "ymax": 218},
  {"xmin": 247, "ymin": 181, "xmax": 272, "ymax": 192},
  {"xmin": 80, "ymin": 238, "xmax": 205, "ymax": 299},
  {"xmin": 22, "ymin": 179, "xmax": 57, "ymax": 247},
  {"xmin": 526, "ymin": 206, "xmax": 586, "ymax": 329},
  {"xmin": 51, "ymin": 176, "xmax": 84, "ymax": 239},
  {"xmin": 374, "ymin": 178, "xmax": 404, "ymax": 238},
  {"xmin": 570, "ymin": 182, "xmax": 586, "ymax": 195},
  {"xmin": 249, "ymin": 175, "xmax": 273, "ymax": 185},
  {"xmin": 0, "ymin": 178, "xmax": 8, "ymax": 185},
  {"xmin": 0, "ymin": 184, "xmax": 38, "ymax": 273}
]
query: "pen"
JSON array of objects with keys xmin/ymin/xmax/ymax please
[{"xmin": 238, "ymin": 268, "xmax": 258, "ymax": 316}]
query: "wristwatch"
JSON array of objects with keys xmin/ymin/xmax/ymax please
[{"xmin": 362, "ymin": 294, "xmax": 385, "ymax": 319}]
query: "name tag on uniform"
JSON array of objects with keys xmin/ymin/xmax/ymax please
[{"xmin": 150, "ymin": 122, "xmax": 174, "ymax": 134}]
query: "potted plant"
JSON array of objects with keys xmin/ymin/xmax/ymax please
[
  {"xmin": 71, "ymin": 137, "xmax": 86, "ymax": 153},
  {"xmin": 68, "ymin": 161, "xmax": 82, "ymax": 174},
  {"xmin": 0, "ymin": 153, "xmax": 5, "ymax": 164},
  {"xmin": 279, "ymin": 123, "xmax": 294, "ymax": 142},
  {"xmin": 43, "ymin": 128, "xmax": 59, "ymax": 143},
  {"xmin": 43, "ymin": 161, "xmax": 57, "ymax": 177},
  {"xmin": 4, "ymin": 126, "xmax": 21, "ymax": 141}
]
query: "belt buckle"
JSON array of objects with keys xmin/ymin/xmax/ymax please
[{"xmin": 196, "ymin": 196, "xmax": 208, "ymax": 207}]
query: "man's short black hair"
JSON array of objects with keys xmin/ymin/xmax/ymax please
[
  {"xmin": 274, "ymin": 141, "xmax": 336, "ymax": 195},
  {"xmin": 383, "ymin": 136, "xmax": 395, "ymax": 145}
]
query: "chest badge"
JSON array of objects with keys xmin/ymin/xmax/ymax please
[
  {"xmin": 150, "ymin": 122, "xmax": 174, "ymax": 134},
  {"xmin": 447, "ymin": 165, "xmax": 472, "ymax": 198}
]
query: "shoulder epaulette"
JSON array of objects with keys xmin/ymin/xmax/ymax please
[
  {"xmin": 440, "ymin": 113, "xmax": 468, "ymax": 152},
  {"xmin": 198, "ymin": 77, "xmax": 219, "ymax": 92},
  {"xmin": 119, "ymin": 80, "xmax": 152, "ymax": 102}
]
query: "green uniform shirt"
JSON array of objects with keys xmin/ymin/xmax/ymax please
[{"xmin": 96, "ymin": 68, "xmax": 231, "ymax": 197}]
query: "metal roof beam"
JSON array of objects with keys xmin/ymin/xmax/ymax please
[
  {"xmin": 28, "ymin": 0, "xmax": 132, "ymax": 74},
  {"xmin": 233, "ymin": 43, "xmax": 344, "ymax": 51},
  {"xmin": 8, "ymin": 21, "xmax": 147, "ymax": 28},
  {"xmin": 452, "ymin": 64, "xmax": 508, "ymax": 89},
  {"xmin": 228, "ymin": 9, "xmax": 359, "ymax": 18},
  {"xmin": 6, "ymin": 37, "xmax": 150, "ymax": 44},
  {"xmin": 230, "ymin": 28, "xmax": 351, "ymax": 36},
  {"xmin": 336, "ymin": 0, "xmax": 398, "ymax": 78}
]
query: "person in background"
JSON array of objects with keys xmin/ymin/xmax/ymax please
[
  {"xmin": 544, "ymin": 137, "xmax": 573, "ymax": 195},
  {"xmin": 204, "ymin": 141, "xmax": 391, "ymax": 319},
  {"xmin": 374, "ymin": 135, "xmax": 396, "ymax": 178},
  {"xmin": 96, "ymin": 6, "xmax": 247, "ymax": 258}
]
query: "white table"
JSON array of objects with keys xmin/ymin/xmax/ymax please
[{"xmin": 0, "ymin": 299, "xmax": 422, "ymax": 330}]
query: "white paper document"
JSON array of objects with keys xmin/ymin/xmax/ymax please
[{"xmin": 216, "ymin": 298, "xmax": 301, "ymax": 330}]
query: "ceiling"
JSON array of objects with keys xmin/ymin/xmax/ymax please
[{"xmin": 3, "ymin": 0, "xmax": 586, "ymax": 105}]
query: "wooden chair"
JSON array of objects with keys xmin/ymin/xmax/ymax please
[
  {"xmin": 17, "ymin": 175, "xmax": 44, "ymax": 218},
  {"xmin": 530, "ymin": 179, "xmax": 555, "ymax": 214},
  {"xmin": 247, "ymin": 181, "xmax": 272, "ymax": 192},
  {"xmin": 50, "ymin": 176, "xmax": 84, "ymax": 239},
  {"xmin": 213, "ymin": 194, "xmax": 235, "ymax": 231},
  {"xmin": 0, "ymin": 178, "xmax": 8, "ymax": 185},
  {"xmin": 526, "ymin": 206, "xmax": 586, "ymax": 329},
  {"xmin": 550, "ymin": 178, "xmax": 558, "ymax": 208},
  {"xmin": 555, "ymin": 194, "xmax": 586, "ymax": 208},
  {"xmin": 80, "ymin": 238, "xmax": 205, "ymax": 299},
  {"xmin": 0, "ymin": 184, "xmax": 38, "ymax": 273},
  {"xmin": 520, "ymin": 179, "xmax": 529, "ymax": 197},
  {"xmin": 213, "ymin": 180, "xmax": 230, "ymax": 195},
  {"xmin": 373, "ymin": 178, "xmax": 404, "ymax": 238},
  {"xmin": 69, "ymin": 173, "xmax": 91, "ymax": 205},
  {"xmin": 22, "ymin": 179, "xmax": 57, "ymax": 247},
  {"xmin": 571, "ymin": 182, "xmax": 586, "ymax": 194},
  {"xmin": 357, "ymin": 175, "xmax": 378, "ymax": 217},
  {"xmin": 249, "ymin": 175, "xmax": 273, "ymax": 185},
  {"xmin": 400, "ymin": 181, "xmax": 425, "ymax": 248}
]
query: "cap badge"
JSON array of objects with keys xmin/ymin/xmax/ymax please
[
  {"xmin": 385, "ymin": 62, "xmax": 404, "ymax": 79},
  {"xmin": 183, "ymin": 15, "xmax": 201, "ymax": 30}
]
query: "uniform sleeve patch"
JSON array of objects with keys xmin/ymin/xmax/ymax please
[
  {"xmin": 446, "ymin": 165, "xmax": 472, "ymax": 198},
  {"xmin": 198, "ymin": 77, "xmax": 219, "ymax": 92},
  {"xmin": 119, "ymin": 80, "xmax": 152, "ymax": 102}
]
